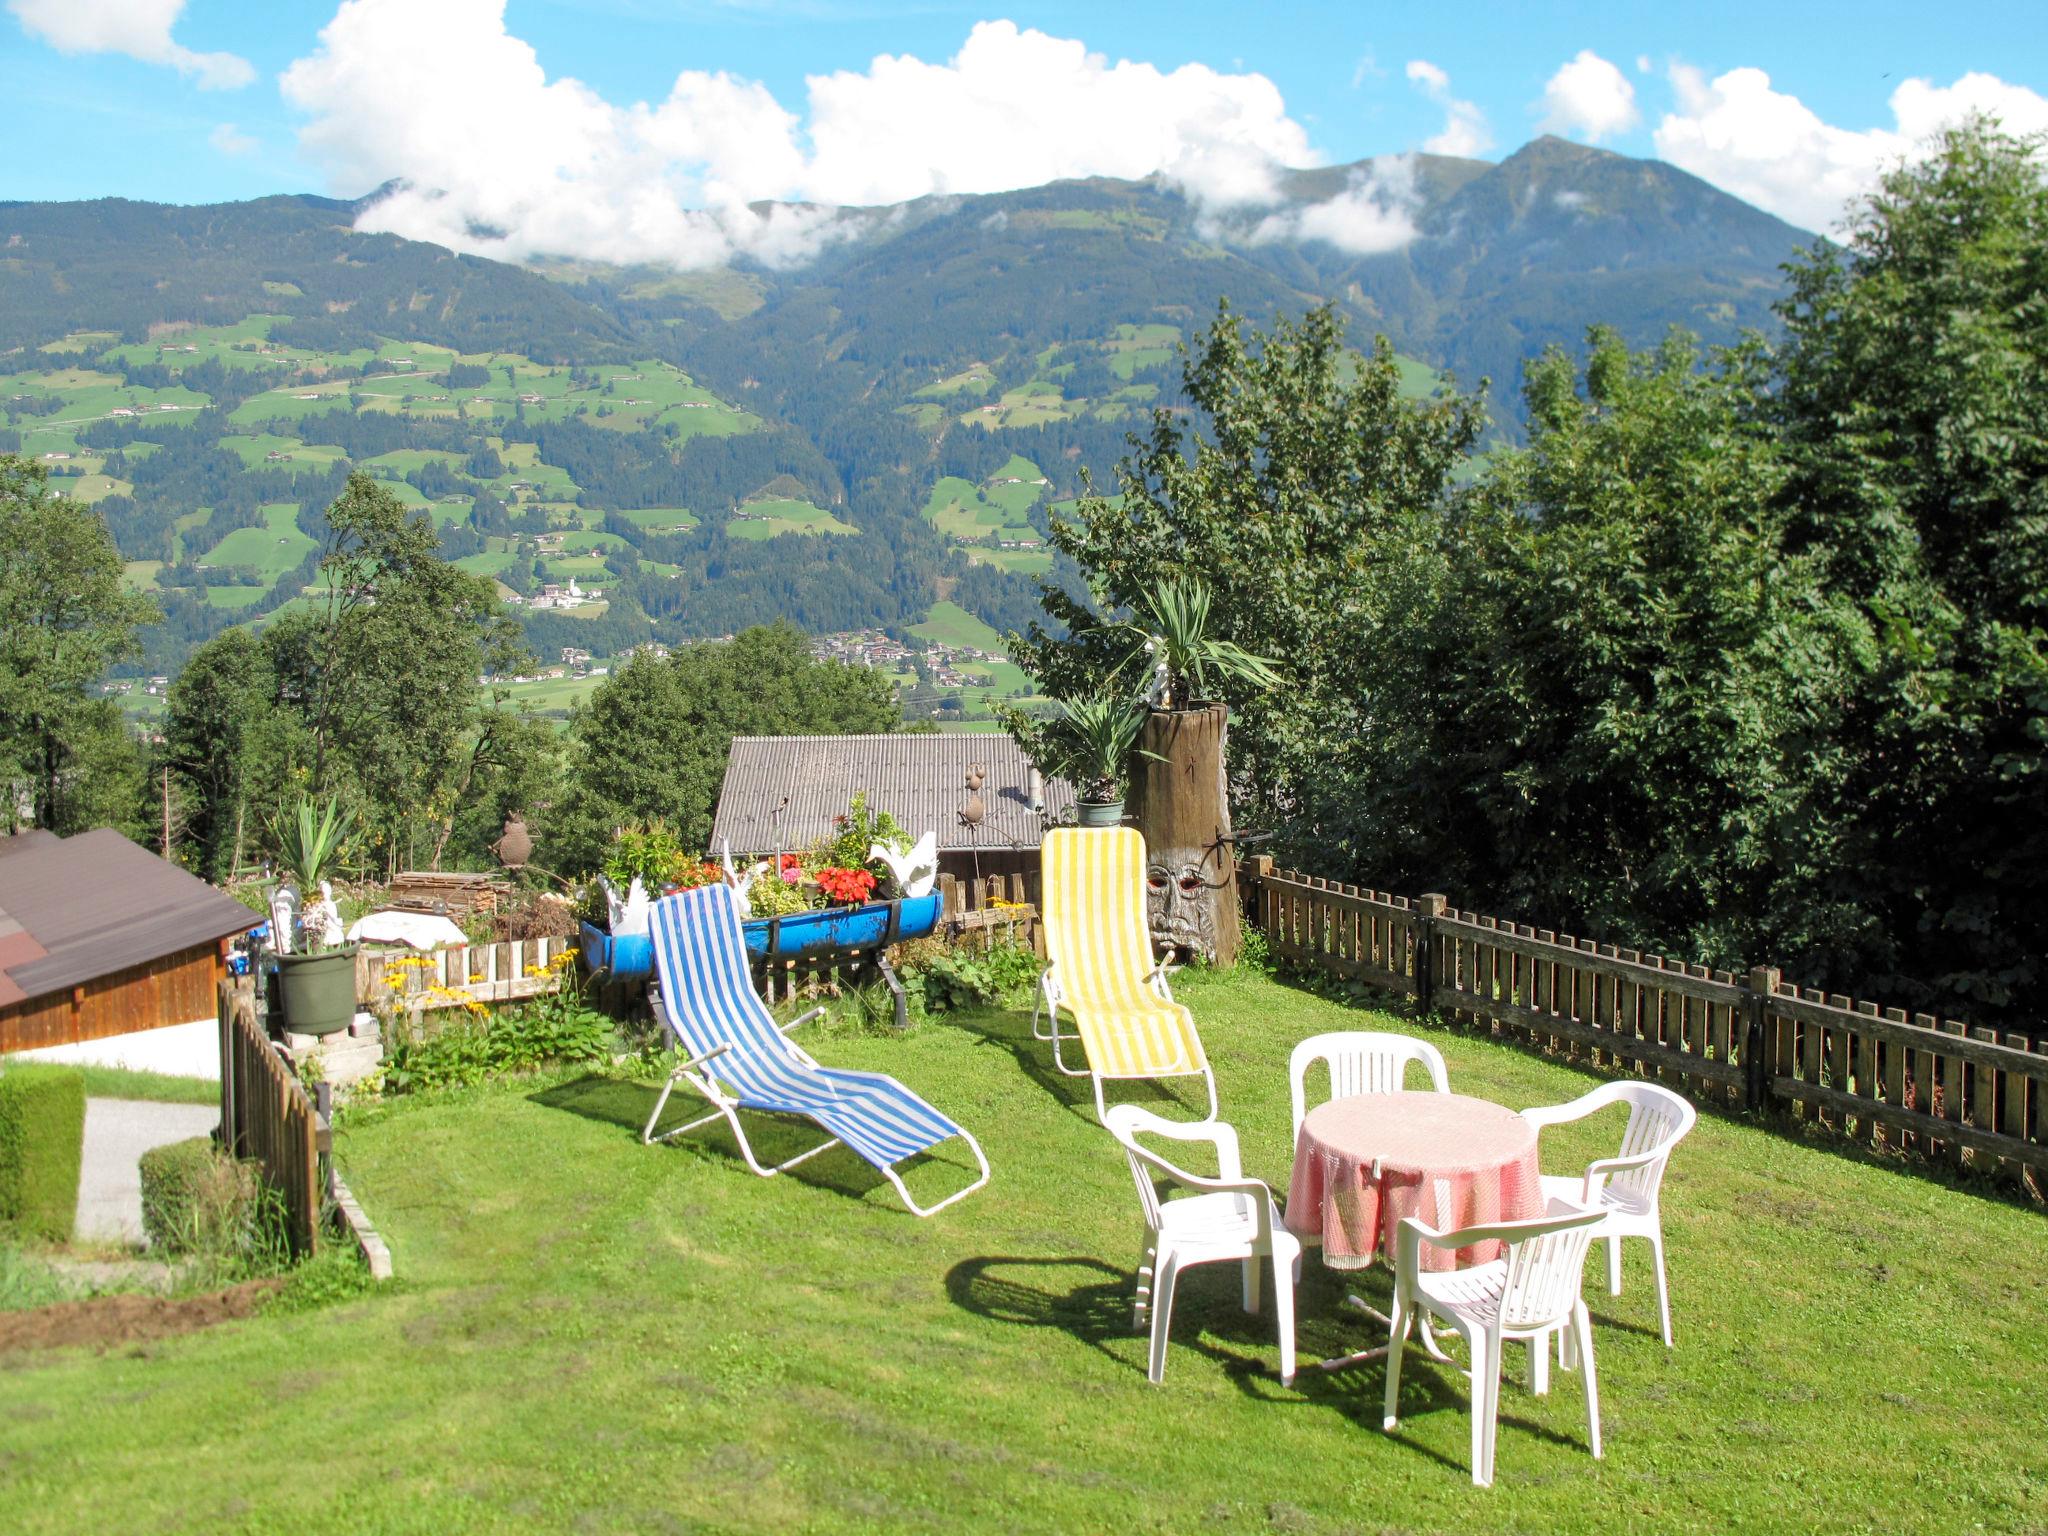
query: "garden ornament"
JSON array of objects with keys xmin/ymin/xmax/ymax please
[
  {"xmin": 718, "ymin": 838, "xmax": 765, "ymax": 898},
  {"xmin": 872, "ymin": 829, "xmax": 939, "ymax": 898},
  {"xmin": 305, "ymin": 879, "xmax": 345, "ymax": 950},
  {"xmin": 607, "ymin": 875, "xmax": 651, "ymax": 937},
  {"xmin": 491, "ymin": 813, "xmax": 534, "ymax": 871},
  {"xmin": 961, "ymin": 764, "xmax": 986, "ymax": 828}
]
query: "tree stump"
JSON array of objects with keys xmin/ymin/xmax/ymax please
[{"xmin": 1127, "ymin": 702, "xmax": 1240, "ymax": 968}]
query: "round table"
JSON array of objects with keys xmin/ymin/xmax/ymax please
[{"xmin": 1285, "ymin": 1091, "xmax": 1541, "ymax": 1272}]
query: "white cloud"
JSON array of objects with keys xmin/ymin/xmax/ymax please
[
  {"xmin": 1406, "ymin": 58, "xmax": 1492, "ymax": 157},
  {"xmin": 7, "ymin": 0, "xmax": 252, "ymax": 88},
  {"xmin": 1636, "ymin": 55, "xmax": 1652, "ymax": 75},
  {"xmin": 1249, "ymin": 156, "xmax": 1420, "ymax": 255},
  {"xmin": 1539, "ymin": 50, "xmax": 1638, "ymax": 141},
  {"xmin": 281, "ymin": 2, "xmax": 1329, "ymax": 269},
  {"xmin": 1653, "ymin": 65, "xmax": 2048, "ymax": 233},
  {"xmin": 208, "ymin": 122, "xmax": 256, "ymax": 156}
]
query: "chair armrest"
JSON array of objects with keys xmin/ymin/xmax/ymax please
[
  {"xmin": 778, "ymin": 1005, "xmax": 828, "ymax": 1035},
  {"xmin": 1521, "ymin": 1094, "xmax": 1601, "ymax": 1132},
  {"xmin": 678, "ymin": 1041, "xmax": 733, "ymax": 1073},
  {"xmin": 1577, "ymin": 1148, "xmax": 1663, "ymax": 1202}
]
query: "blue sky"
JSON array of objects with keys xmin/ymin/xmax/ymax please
[{"xmin": 4, "ymin": 1, "xmax": 2044, "ymax": 258}]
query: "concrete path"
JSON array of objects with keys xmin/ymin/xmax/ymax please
[{"xmin": 76, "ymin": 1098, "xmax": 220, "ymax": 1246}]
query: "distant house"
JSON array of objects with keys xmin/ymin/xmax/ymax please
[
  {"xmin": 560, "ymin": 646, "xmax": 592, "ymax": 667},
  {"xmin": 0, "ymin": 829, "xmax": 259, "ymax": 1078},
  {"xmin": 711, "ymin": 734, "xmax": 1074, "ymax": 894}
]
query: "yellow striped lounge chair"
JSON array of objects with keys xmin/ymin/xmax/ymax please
[{"xmin": 1033, "ymin": 826, "xmax": 1217, "ymax": 1121}]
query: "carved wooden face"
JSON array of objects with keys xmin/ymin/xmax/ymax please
[{"xmin": 1147, "ymin": 858, "xmax": 1217, "ymax": 959}]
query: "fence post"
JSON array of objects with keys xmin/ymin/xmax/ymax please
[
  {"xmin": 1416, "ymin": 894, "xmax": 1446, "ymax": 1015},
  {"xmin": 1744, "ymin": 966, "xmax": 1779, "ymax": 1111}
]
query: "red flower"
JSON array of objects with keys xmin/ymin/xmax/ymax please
[{"xmin": 815, "ymin": 865, "xmax": 877, "ymax": 905}]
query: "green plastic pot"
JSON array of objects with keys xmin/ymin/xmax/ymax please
[
  {"xmin": 1075, "ymin": 799, "xmax": 1126, "ymax": 828},
  {"xmin": 275, "ymin": 946, "xmax": 360, "ymax": 1037}
]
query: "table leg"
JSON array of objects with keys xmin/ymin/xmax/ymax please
[{"xmin": 1311, "ymin": 1294, "xmax": 1456, "ymax": 1372}]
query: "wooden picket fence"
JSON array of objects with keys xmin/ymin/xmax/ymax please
[
  {"xmin": 357, "ymin": 935, "xmax": 572, "ymax": 1014},
  {"xmin": 217, "ymin": 980, "xmax": 323, "ymax": 1255},
  {"xmin": 1241, "ymin": 860, "xmax": 2048, "ymax": 1189}
]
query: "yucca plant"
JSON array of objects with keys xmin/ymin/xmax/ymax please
[
  {"xmin": 1112, "ymin": 575, "xmax": 1285, "ymax": 710},
  {"xmin": 1046, "ymin": 693, "xmax": 1161, "ymax": 803},
  {"xmin": 271, "ymin": 794, "xmax": 357, "ymax": 896}
]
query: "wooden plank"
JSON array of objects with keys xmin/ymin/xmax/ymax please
[
  {"xmin": 1480, "ymin": 992, "xmax": 1742, "ymax": 1084},
  {"xmin": 1770, "ymin": 1075, "xmax": 2048, "ymax": 1171}
]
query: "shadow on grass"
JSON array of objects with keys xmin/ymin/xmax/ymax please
[
  {"xmin": 945, "ymin": 1005, "xmax": 1216, "ymax": 1125},
  {"xmin": 527, "ymin": 1072, "xmax": 888, "ymax": 1204}
]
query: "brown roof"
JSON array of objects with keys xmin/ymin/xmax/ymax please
[
  {"xmin": 0, "ymin": 828, "xmax": 258, "ymax": 1010},
  {"xmin": 711, "ymin": 734, "xmax": 1073, "ymax": 856}
]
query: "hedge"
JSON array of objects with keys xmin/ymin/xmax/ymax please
[
  {"xmin": 139, "ymin": 1136, "xmax": 258, "ymax": 1256},
  {"xmin": 0, "ymin": 1064, "xmax": 87, "ymax": 1243}
]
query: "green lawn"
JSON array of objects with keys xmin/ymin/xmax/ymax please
[
  {"xmin": 911, "ymin": 599, "xmax": 1005, "ymax": 651},
  {"xmin": 198, "ymin": 504, "xmax": 311, "ymax": 575},
  {"xmin": 0, "ymin": 968, "xmax": 2040, "ymax": 1533},
  {"xmin": 726, "ymin": 498, "xmax": 857, "ymax": 540}
]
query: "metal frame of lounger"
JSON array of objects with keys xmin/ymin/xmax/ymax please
[{"xmin": 640, "ymin": 886, "xmax": 990, "ymax": 1218}]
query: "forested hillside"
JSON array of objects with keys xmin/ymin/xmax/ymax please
[{"xmin": 0, "ymin": 137, "xmax": 1808, "ymax": 680}]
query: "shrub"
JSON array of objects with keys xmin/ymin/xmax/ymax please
[
  {"xmin": 0, "ymin": 1065, "xmax": 86, "ymax": 1243},
  {"xmin": 903, "ymin": 939, "xmax": 1043, "ymax": 1015},
  {"xmin": 376, "ymin": 990, "xmax": 617, "ymax": 1096},
  {"xmin": 139, "ymin": 1136, "xmax": 262, "ymax": 1257}
]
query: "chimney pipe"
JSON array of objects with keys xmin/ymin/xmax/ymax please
[{"xmin": 1027, "ymin": 766, "xmax": 1045, "ymax": 815}]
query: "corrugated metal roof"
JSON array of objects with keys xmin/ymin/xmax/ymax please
[
  {"xmin": 711, "ymin": 734, "xmax": 1073, "ymax": 856},
  {"xmin": 0, "ymin": 828, "xmax": 259, "ymax": 1008}
]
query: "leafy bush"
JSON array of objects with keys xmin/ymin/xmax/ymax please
[
  {"xmin": 903, "ymin": 940, "xmax": 1042, "ymax": 1015},
  {"xmin": 0, "ymin": 1065, "xmax": 85, "ymax": 1243},
  {"xmin": 748, "ymin": 875, "xmax": 809, "ymax": 919},
  {"xmin": 376, "ymin": 990, "xmax": 618, "ymax": 1096},
  {"xmin": 820, "ymin": 791, "xmax": 907, "ymax": 873},
  {"xmin": 139, "ymin": 1136, "xmax": 263, "ymax": 1258}
]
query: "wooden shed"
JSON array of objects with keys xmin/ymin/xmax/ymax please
[
  {"xmin": 0, "ymin": 828, "xmax": 259, "ymax": 1077},
  {"xmin": 710, "ymin": 734, "xmax": 1073, "ymax": 894}
]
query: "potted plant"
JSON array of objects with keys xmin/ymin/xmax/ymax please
[
  {"xmin": 270, "ymin": 795, "xmax": 360, "ymax": 1037},
  {"xmin": 1042, "ymin": 693, "xmax": 1159, "ymax": 827}
]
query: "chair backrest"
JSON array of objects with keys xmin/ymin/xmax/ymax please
[
  {"xmin": 1042, "ymin": 827, "xmax": 1160, "ymax": 1010},
  {"xmin": 1102, "ymin": 1102, "xmax": 1248, "ymax": 1237},
  {"xmin": 1606, "ymin": 1082, "xmax": 1695, "ymax": 1206},
  {"xmin": 648, "ymin": 883, "xmax": 789, "ymax": 1069},
  {"xmin": 1496, "ymin": 1202, "xmax": 1607, "ymax": 1330},
  {"xmin": 1580, "ymin": 1080, "xmax": 1696, "ymax": 1207},
  {"xmin": 1289, "ymin": 1031, "xmax": 1450, "ymax": 1142}
]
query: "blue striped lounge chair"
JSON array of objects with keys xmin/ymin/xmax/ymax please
[{"xmin": 641, "ymin": 882, "xmax": 990, "ymax": 1217}]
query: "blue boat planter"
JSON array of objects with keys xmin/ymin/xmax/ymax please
[{"xmin": 581, "ymin": 891, "xmax": 942, "ymax": 985}]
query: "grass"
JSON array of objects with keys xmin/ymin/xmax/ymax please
[
  {"xmin": 726, "ymin": 498, "xmax": 857, "ymax": 540},
  {"xmin": 65, "ymin": 1066, "xmax": 218, "ymax": 1105},
  {"xmin": 0, "ymin": 968, "xmax": 2040, "ymax": 1532},
  {"xmin": 198, "ymin": 504, "xmax": 311, "ymax": 576},
  {"xmin": 911, "ymin": 599, "xmax": 1005, "ymax": 651}
]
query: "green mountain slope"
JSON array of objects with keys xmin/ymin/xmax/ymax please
[{"xmin": 0, "ymin": 143, "xmax": 1811, "ymax": 682}]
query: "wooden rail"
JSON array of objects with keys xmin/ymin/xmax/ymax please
[
  {"xmin": 217, "ymin": 980, "xmax": 322, "ymax": 1256},
  {"xmin": 1240, "ymin": 861, "xmax": 2047, "ymax": 1190},
  {"xmin": 358, "ymin": 936, "xmax": 570, "ymax": 1013}
]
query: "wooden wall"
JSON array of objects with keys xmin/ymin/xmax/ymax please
[{"xmin": 0, "ymin": 944, "xmax": 223, "ymax": 1055}]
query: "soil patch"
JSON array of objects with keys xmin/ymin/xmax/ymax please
[{"xmin": 0, "ymin": 1278, "xmax": 284, "ymax": 1356}]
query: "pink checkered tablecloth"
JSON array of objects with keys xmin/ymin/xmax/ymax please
[{"xmin": 1285, "ymin": 1092, "xmax": 1541, "ymax": 1271}]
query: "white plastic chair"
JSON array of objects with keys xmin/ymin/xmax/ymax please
[
  {"xmin": 1103, "ymin": 1104, "xmax": 1302, "ymax": 1387},
  {"xmin": 1382, "ymin": 1200, "xmax": 1607, "ymax": 1488},
  {"xmin": 1522, "ymin": 1081, "xmax": 1696, "ymax": 1346},
  {"xmin": 1288, "ymin": 1031, "xmax": 1451, "ymax": 1146}
]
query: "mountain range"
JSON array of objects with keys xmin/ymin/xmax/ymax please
[{"xmin": 0, "ymin": 136, "xmax": 1813, "ymax": 701}]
